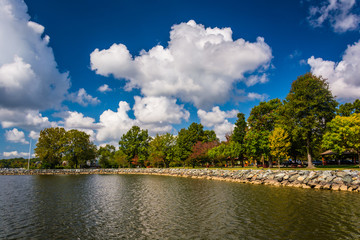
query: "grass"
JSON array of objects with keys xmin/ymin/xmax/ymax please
[{"xmin": 181, "ymin": 165, "xmax": 360, "ymax": 171}]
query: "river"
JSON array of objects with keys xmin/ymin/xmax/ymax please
[{"xmin": 0, "ymin": 174, "xmax": 359, "ymax": 239}]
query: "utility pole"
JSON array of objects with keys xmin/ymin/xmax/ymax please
[{"xmin": 28, "ymin": 140, "xmax": 31, "ymax": 170}]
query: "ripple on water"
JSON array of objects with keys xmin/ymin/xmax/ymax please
[{"xmin": 0, "ymin": 174, "xmax": 360, "ymax": 239}]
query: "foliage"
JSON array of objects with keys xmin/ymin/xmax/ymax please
[
  {"xmin": 337, "ymin": 99, "xmax": 360, "ymax": 116},
  {"xmin": 35, "ymin": 127, "xmax": 66, "ymax": 168},
  {"xmin": 119, "ymin": 126, "xmax": 151, "ymax": 167},
  {"xmin": 0, "ymin": 158, "xmax": 39, "ymax": 168},
  {"xmin": 322, "ymin": 114, "xmax": 360, "ymax": 165},
  {"xmin": 207, "ymin": 141, "xmax": 242, "ymax": 167},
  {"xmin": 230, "ymin": 113, "xmax": 247, "ymax": 166},
  {"xmin": 245, "ymin": 98, "xmax": 282, "ymax": 165},
  {"xmin": 269, "ymin": 127, "xmax": 291, "ymax": 166},
  {"xmin": 187, "ymin": 141, "xmax": 218, "ymax": 167},
  {"xmin": 282, "ymin": 73, "xmax": 337, "ymax": 168},
  {"xmin": 149, "ymin": 133, "xmax": 177, "ymax": 168},
  {"xmin": 98, "ymin": 144, "xmax": 116, "ymax": 168},
  {"xmin": 175, "ymin": 122, "xmax": 217, "ymax": 164},
  {"xmin": 63, "ymin": 129, "xmax": 97, "ymax": 168},
  {"xmin": 35, "ymin": 127, "xmax": 97, "ymax": 169}
]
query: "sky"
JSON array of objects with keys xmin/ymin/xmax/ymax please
[{"xmin": 1, "ymin": 0, "xmax": 360, "ymax": 158}]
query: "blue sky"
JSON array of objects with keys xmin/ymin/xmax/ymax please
[{"xmin": 1, "ymin": 0, "xmax": 360, "ymax": 158}]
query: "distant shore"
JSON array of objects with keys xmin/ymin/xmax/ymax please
[{"xmin": 1, "ymin": 168, "xmax": 359, "ymax": 192}]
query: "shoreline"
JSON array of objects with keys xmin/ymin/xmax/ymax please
[{"xmin": 1, "ymin": 168, "xmax": 359, "ymax": 192}]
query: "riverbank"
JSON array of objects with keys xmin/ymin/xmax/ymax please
[{"xmin": 1, "ymin": 168, "xmax": 359, "ymax": 192}]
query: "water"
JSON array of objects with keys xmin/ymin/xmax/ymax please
[{"xmin": 0, "ymin": 174, "xmax": 359, "ymax": 239}]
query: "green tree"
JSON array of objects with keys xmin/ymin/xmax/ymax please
[
  {"xmin": 283, "ymin": 73, "xmax": 337, "ymax": 168},
  {"xmin": 35, "ymin": 127, "xmax": 66, "ymax": 168},
  {"xmin": 63, "ymin": 129, "xmax": 97, "ymax": 168},
  {"xmin": 175, "ymin": 123, "xmax": 217, "ymax": 164},
  {"xmin": 269, "ymin": 127, "xmax": 291, "ymax": 168},
  {"xmin": 119, "ymin": 126, "xmax": 151, "ymax": 167},
  {"xmin": 231, "ymin": 113, "xmax": 247, "ymax": 166},
  {"xmin": 245, "ymin": 98, "xmax": 282, "ymax": 166},
  {"xmin": 98, "ymin": 144, "xmax": 116, "ymax": 168},
  {"xmin": 337, "ymin": 99, "xmax": 360, "ymax": 116},
  {"xmin": 149, "ymin": 133, "xmax": 176, "ymax": 168},
  {"xmin": 322, "ymin": 113, "xmax": 360, "ymax": 167},
  {"xmin": 113, "ymin": 150, "xmax": 128, "ymax": 168}
]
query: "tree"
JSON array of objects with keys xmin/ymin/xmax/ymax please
[
  {"xmin": 149, "ymin": 133, "xmax": 177, "ymax": 168},
  {"xmin": 337, "ymin": 99, "xmax": 360, "ymax": 116},
  {"xmin": 207, "ymin": 141, "xmax": 242, "ymax": 167},
  {"xmin": 98, "ymin": 144, "xmax": 116, "ymax": 168},
  {"xmin": 119, "ymin": 126, "xmax": 151, "ymax": 167},
  {"xmin": 35, "ymin": 127, "xmax": 66, "ymax": 168},
  {"xmin": 283, "ymin": 73, "xmax": 337, "ymax": 168},
  {"xmin": 269, "ymin": 127, "xmax": 291, "ymax": 168},
  {"xmin": 175, "ymin": 123, "xmax": 217, "ymax": 164},
  {"xmin": 322, "ymin": 114, "xmax": 360, "ymax": 167},
  {"xmin": 231, "ymin": 113, "xmax": 247, "ymax": 166},
  {"xmin": 63, "ymin": 129, "xmax": 97, "ymax": 168},
  {"xmin": 245, "ymin": 99, "xmax": 282, "ymax": 167},
  {"xmin": 187, "ymin": 141, "xmax": 218, "ymax": 167}
]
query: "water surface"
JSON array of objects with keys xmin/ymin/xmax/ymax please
[{"xmin": 0, "ymin": 174, "xmax": 359, "ymax": 239}]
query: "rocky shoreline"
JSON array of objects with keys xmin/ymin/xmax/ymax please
[{"xmin": 1, "ymin": 168, "xmax": 359, "ymax": 192}]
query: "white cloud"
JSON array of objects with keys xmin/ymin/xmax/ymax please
[
  {"xmin": 5, "ymin": 128, "xmax": 28, "ymax": 144},
  {"xmin": 98, "ymin": 84, "xmax": 112, "ymax": 92},
  {"xmin": 198, "ymin": 106, "xmax": 238, "ymax": 141},
  {"xmin": 91, "ymin": 20, "xmax": 272, "ymax": 109},
  {"xmin": 96, "ymin": 101, "xmax": 136, "ymax": 142},
  {"xmin": 247, "ymin": 92, "xmax": 269, "ymax": 101},
  {"xmin": 0, "ymin": 108, "xmax": 55, "ymax": 131},
  {"xmin": 308, "ymin": 40, "xmax": 360, "ymax": 100},
  {"xmin": 68, "ymin": 88, "xmax": 100, "ymax": 106},
  {"xmin": 198, "ymin": 106, "xmax": 238, "ymax": 127},
  {"xmin": 29, "ymin": 130, "xmax": 39, "ymax": 140},
  {"xmin": 0, "ymin": 0, "xmax": 70, "ymax": 111},
  {"xmin": 3, "ymin": 151, "xmax": 29, "ymax": 158},
  {"xmin": 133, "ymin": 96, "xmax": 189, "ymax": 124},
  {"xmin": 308, "ymin": 0, "xmax": 360, "ymax": 32},
  {"xmin": 62, "ymin": 111, "xmax": 98, "ymax": 130},
  {"xmin": 245, "ymin": 74, "xmax": 268, "ymax": 87},
  {"xmin": 214, "ymin": 120, "xmax": 235, "ymax": 141}
]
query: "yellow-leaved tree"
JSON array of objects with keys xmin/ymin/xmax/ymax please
[
  {"xmin": 322, "ymin": 113, "xmax": 360, "ymax": 167},
  {"xmin": 269, "ymin": 127, "xmax": 291, "ymax": 168}
]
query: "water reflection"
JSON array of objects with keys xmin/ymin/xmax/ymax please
[{"xmin": 0, "ymin": 175, "xmax": 359, "ymax": 239}]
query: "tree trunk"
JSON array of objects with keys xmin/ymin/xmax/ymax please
[
  {"xmin": 261, "ymin": 155, "xmax": 264, "ymax": 167},
  {"xmin": 306, "ymin": 137, "xmax": 314, "ymax": 168},
  {"xmin": 269, "ymin": 155, "xmax": 273, "ymax": 168}
]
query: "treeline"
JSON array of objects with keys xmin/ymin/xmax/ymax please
[
  {"xmin": 0, "ymin": 158, "xmax": 39, "ymax": 168},
  {"xmin": 32, "ymin": 73, "xmax": 360, "ymax": 169}
]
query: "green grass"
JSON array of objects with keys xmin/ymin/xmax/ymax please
[{"xmin": 178, "ymin": 165, "xmax": 360, "ymax": 171}]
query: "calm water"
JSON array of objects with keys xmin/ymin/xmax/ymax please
[{"xmin": 0, "ymin": 174, "xmax": 359, "ymax": 239}]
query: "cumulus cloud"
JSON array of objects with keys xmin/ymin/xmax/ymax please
[
  {"xmin": 308, "ymin": 40, "xmax": 360, "ymax": 100},
  {"xmin": 5, "ymin": 128, "xmax": 28, "ymax": 144},
  {"xmin": 198, "ymin": 106, "xmax": 238, "ymax": 141},
  {"xmin": 29, "ymin": 130, "xmax": 39, "ymax": 140},
  {"xmin": 91, "ymin": 20, "xmax": 272, "ymax": 109},
  {"xmin": 133, "ymin": 96, "xmax": 189, "ymax": 124},
  {"xmin": 96, "ymin": 101, "xmax": 136, "ymax": 142},
  {"xmin": 247, "ymin": 92, "xmax": 269, "ymax": 101},
  {"xmin": 308, "ymin": 0, "xmax": 360, "ymax": 32},
  {"xmin": 3, "ymin": 151, "xmax": 29, "ymax": 158},
  {"xmin": 98, "ymin": 84, "xmax": 112, "ymax": 92},
  {"xmin": 95, "ymin": 96, "xmax": 188, "ymax": 142},
  {"xmin": 0, "ymin": 108, "xmax": 55, "ymax": 131},
  {"xmin": 68, "ymin": 88, "xmax": 100, "ymax": 106},
  {"xmin": 0, "ymin": 0, "xmax": 70, "ymax": 110}
]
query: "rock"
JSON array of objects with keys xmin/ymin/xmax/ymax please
[
  {"xmin": 339, "ymin": 185, "xmax": 348, "ymax": 191},
  {"xmin": 274, "ymin": 173, "xmax": 286, "ymax": 182},
  {"xmin": 297, "ymin": 176, "xmax": 305, "ymax": 182},
  {"xmin": 343, "ymin": 176, "xmax": 352, "ymax": 185},
  {"xmin": 323, "ymin": 184, "xmax": 331, "ymax": 190},
  {"xmin": 331, "ymin": 184, "xmax": 341, "ymax": 191},
  {"xmin": 332, "ymin": 177, "xmax": 344, "ymax": 184}
]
